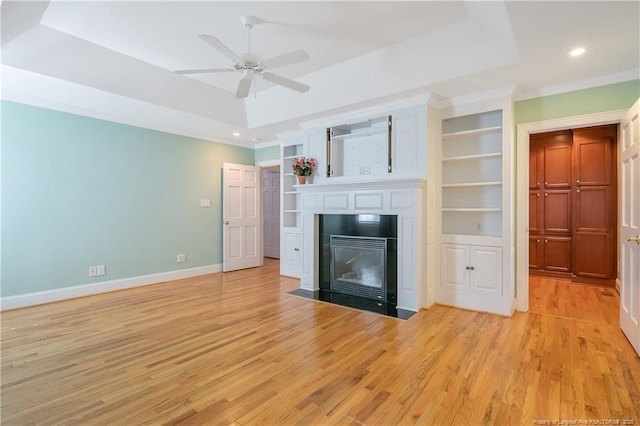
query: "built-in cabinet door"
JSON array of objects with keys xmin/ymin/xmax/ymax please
[
  {"xmin": 529, "ymin": 145, "xmax": 543, "ymax": 190},
  {"xmin": 573, "ymin": 126, "xmax": 616, "ymax": 279},
  {"xmin": 529, "ymin": 236, "xmax": 543, "ymax": 269},
  {"xmin": 470, "ymin": 246, "xmax": 502, "ymax": 295},
  {"xmin": 441, "ymin": 244, "xmax": 469, "ymax": 290},
  {"xmin": 543, "ymin": 134, "xmax": 572, "ymax": 188},
  {"xmin": 543, "ymin": 236, "xmax": 572, "ymax": 273},
  {"xmin": 529, "ymin": 192, "xmax": 543, "ymax": 233},
  {"xmin": 543, "ymin": 190, "xmax": 572, "ymax": 233},
  {"xmin": 441, "ymin": 243, "xmax": 502, "ymax": 295},
  {"xmin": 281, "ymin": 231, "xmax": 302, "ymax": 277}
]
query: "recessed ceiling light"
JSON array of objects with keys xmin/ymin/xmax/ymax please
[
  {"xmin": 232, "ymin": 132, "xmax": 240, "ymax": 137},
  {"xmin": 569, "ymin": 47, "xmax": 586, "ymax": 57}
]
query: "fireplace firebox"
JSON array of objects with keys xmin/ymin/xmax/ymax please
[{"xmin": 330, "ymin": 235, "xmax": 389, "ymax": 301}]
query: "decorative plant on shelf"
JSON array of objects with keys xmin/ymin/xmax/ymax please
[{"xmin": 292, "ymin": 157, "xmax": 317, "ymax": 184}]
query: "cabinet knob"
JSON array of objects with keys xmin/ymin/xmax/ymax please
[
  {"xmin": 294, "ymin": 248, "xmax": 299, "ymax": 251},
  {"xmin": 470, "ymin": 266, "xmax": 475, "ymax": 271},
  {"xmin": 577, "ymin": 189, "xmax": 580, "ymax": 193},
  {"xmin": 545, "ymin": 239, "xmax": 548, "ymax": 243},
  {"xmin": 576, "ymin": 179, "xmax": 581, "ymax": 184},
  {"xmin": 537, "ymin": 182, "xmax": 540, "ymax": 188},
  {"xmin": 536, "ymin": 193, "xmax": 540, "ymax": 198},
  {"xmin": 545, "ymin": 182, "xmax": 548, "ymax": 186},
  {"xmin": 544, "ymin": 193, "xmax": 548, "ymax": 197},
  {"xmin": 465, "ymin": 266, "xmax": 470, "ymax": 270},
  {"xmin": 536, "ymin": 239, "xmax": 540, "ymax": 243}
]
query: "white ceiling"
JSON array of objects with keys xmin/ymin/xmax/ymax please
[{"xmin": 2, "ymin": 1, "xmax": 638, "ymax": 147}]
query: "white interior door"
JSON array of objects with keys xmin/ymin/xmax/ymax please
[
  {"xmin": 263, "ymin": 169, "xmax": 280, "ymax": 258},
  {"xmin": 223, "ymin": 163, "xmax": 262, "ymax": 272},
  {"xmin": 620, "ymin": 98, "xmax": 640, "ymax": 356}
]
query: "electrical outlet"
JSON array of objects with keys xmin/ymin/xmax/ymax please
[
  {"xmin": 177, "ymin": 254, "xmax": 186, "ymax": 263},
  {"xmin": 88, "ymin": 266, "xmax": 97, "ymax": 277},
  {"xmin": 96, "ymin": 264, "xmax": 106, "ymax": 276}
]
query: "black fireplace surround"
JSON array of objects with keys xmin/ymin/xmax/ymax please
[
  {"xmin": 289, "ymin": 213, "xmax": 412, "ymax": 319},
  {"xmin": 321, "ymin": 214, "xmax": 398, "ymax": 306}
]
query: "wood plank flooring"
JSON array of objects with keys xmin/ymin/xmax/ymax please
[{"xmin": 1, "ymin": 261, "xmax": 639, "ymax": 425}]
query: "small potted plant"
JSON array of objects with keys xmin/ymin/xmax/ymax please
[{"xmin": 292, "ymin": 157, "xmax": 317, "ymax": 184}]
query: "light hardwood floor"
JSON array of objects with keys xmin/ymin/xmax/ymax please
[{"xmin": 1, "ymin": 261, "xmax": 639, "ymax": 425}]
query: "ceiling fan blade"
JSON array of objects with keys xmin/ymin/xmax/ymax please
[
  {"xmin": 235, "ymin": 76, "xmax": 254, "ymax": 98},
  {"xmin": 198, "ymin": 34, "xmax": 243, "ymax": 64},
  {"xmin": 261, "ymin": 49, "xmax": 310, "ymax": 70},
  {"xmin": 262, "ymin": 72, "xmax": 310, "ymax": 93},
  {"xmin": 175, "ymin": 68, "xmax": 236, "ymax": 75}
]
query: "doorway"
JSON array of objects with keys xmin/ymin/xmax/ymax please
[
  {"xmin": 262, "ymin": 167, "xmax": 281, "ymax": 259},
  {"xmin": 528, "ymin": 125, "xmax": 618, "ymax": 286},
  {"xmin": 515, "ymin": 109, "xmax": 627, "ymax": 312}
]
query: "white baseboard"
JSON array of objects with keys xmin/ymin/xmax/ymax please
[{"xmin": 0, "ymin": 264, "xmax": 222, "ymax": 311}]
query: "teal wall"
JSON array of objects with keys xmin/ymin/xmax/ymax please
[
  {"xmin": 1, "ymin": 101, "xmax": 254, "ymax": 297},
  {"xmin": 515, "ymin": 80, "xmax": 639, "ymax": 124},
  {"xmin": 254, "ymin": 144, "xmax": 280, "ymax": 163}
]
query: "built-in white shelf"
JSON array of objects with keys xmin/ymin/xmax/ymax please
[
  {"xmin": 284, "ymin": 209, "xmax": 301, "ymax": 213},
  {"xmin": 441, "ymin": 181, "xmax": 501, "ymax": 188},
  {"xmin": 442, "ymin": 152, "xmax": 502, "ymax": 162},
  {"xmin": 442, "ymin": 125, "xmax": 502, "ymax": 140},
  {"xmin": 330, "ymin": 126, "xmax": 387, "ymax": 140},
  {"xmin": 283, "ymin": 155, "xmax": 300, "ymax": 160},
  {"xmin": 442, "ymin": 208, "xmax": 501, "ymax": 212}
]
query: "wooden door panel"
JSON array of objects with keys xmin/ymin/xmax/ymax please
[
  {"xmin": 574, "ymin": 126, "xmax": 615, "ymax": 186},
  {"xmin": 544, "ymin": 190, "xmax": 572, "ymax": 233},
  {"xmin": 529, "ymin": 191, "xmax": 543, "ymax": 233},
  {"xmin": 441, "ymin": 244, "xmax": 469, "ymax": 290},
  {"xmin": 544, "ymin": 144, "xmax": 572, "ymax": 188},
  {"xmin": 575, "ymin": 186, "xmax": 611, "ymax": 232},
  {"xmin": 544, "ymin": 237, "xmax": 572, "ymax": 272},
  {"xmin": 529, "ymin": 236, "xmax": 543, "ymax": 269},
  {"xmin": 529, "ymin": 147, "xmax": 542, "ymax": 189},
  {"xmin": 574, "ymin": 233, "xmax": 612, "ymax": 279}
]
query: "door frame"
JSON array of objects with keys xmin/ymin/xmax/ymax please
[
  {"xmin": 257, "ymin": 159, "xmax": 281, "ymax": 259},
  {"xmin": 516, "ymin": 109, "xmax": 627, "ymax": 312}
]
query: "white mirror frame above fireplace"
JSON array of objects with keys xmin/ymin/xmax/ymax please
[{"xmin": 297, "ymin": 178, "xmax": 430, "ymax": 312}]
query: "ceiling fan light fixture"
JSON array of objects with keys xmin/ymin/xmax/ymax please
[{"xmin": 176, "ymin": 15, "xmax": 311, "ymax": 99}]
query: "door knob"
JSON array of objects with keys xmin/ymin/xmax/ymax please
[
  {"xmin": 224, "ymin": 220, "xmax": 230, "ymax": 225},
  {"xmin": 626, "ymin": 235, "xmax": 640, "ymax": 244}
]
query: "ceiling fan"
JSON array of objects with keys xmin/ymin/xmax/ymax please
[{"xmin": 175, "ymin": 15, "xmax": 311, "ymax": 99}]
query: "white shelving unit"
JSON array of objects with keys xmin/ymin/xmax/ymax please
[
  {"xmin": 441, "ymin": 110, "xmax": 503, "ymax": 238},
  {"xmin": 282, "ymin": 145, "xmax": 303, "ymax": 228},
  {"xmin": 280, "ymin": 141, "xmax": 304, "ymax": 277},
  {"xmin": 436, "ymin": 103, "xmax": 513, "ymax": 317}
]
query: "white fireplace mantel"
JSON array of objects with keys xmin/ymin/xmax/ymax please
[{"xmin": 298, "ymin": 177, "xmax": 431, "ymax": 312}]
